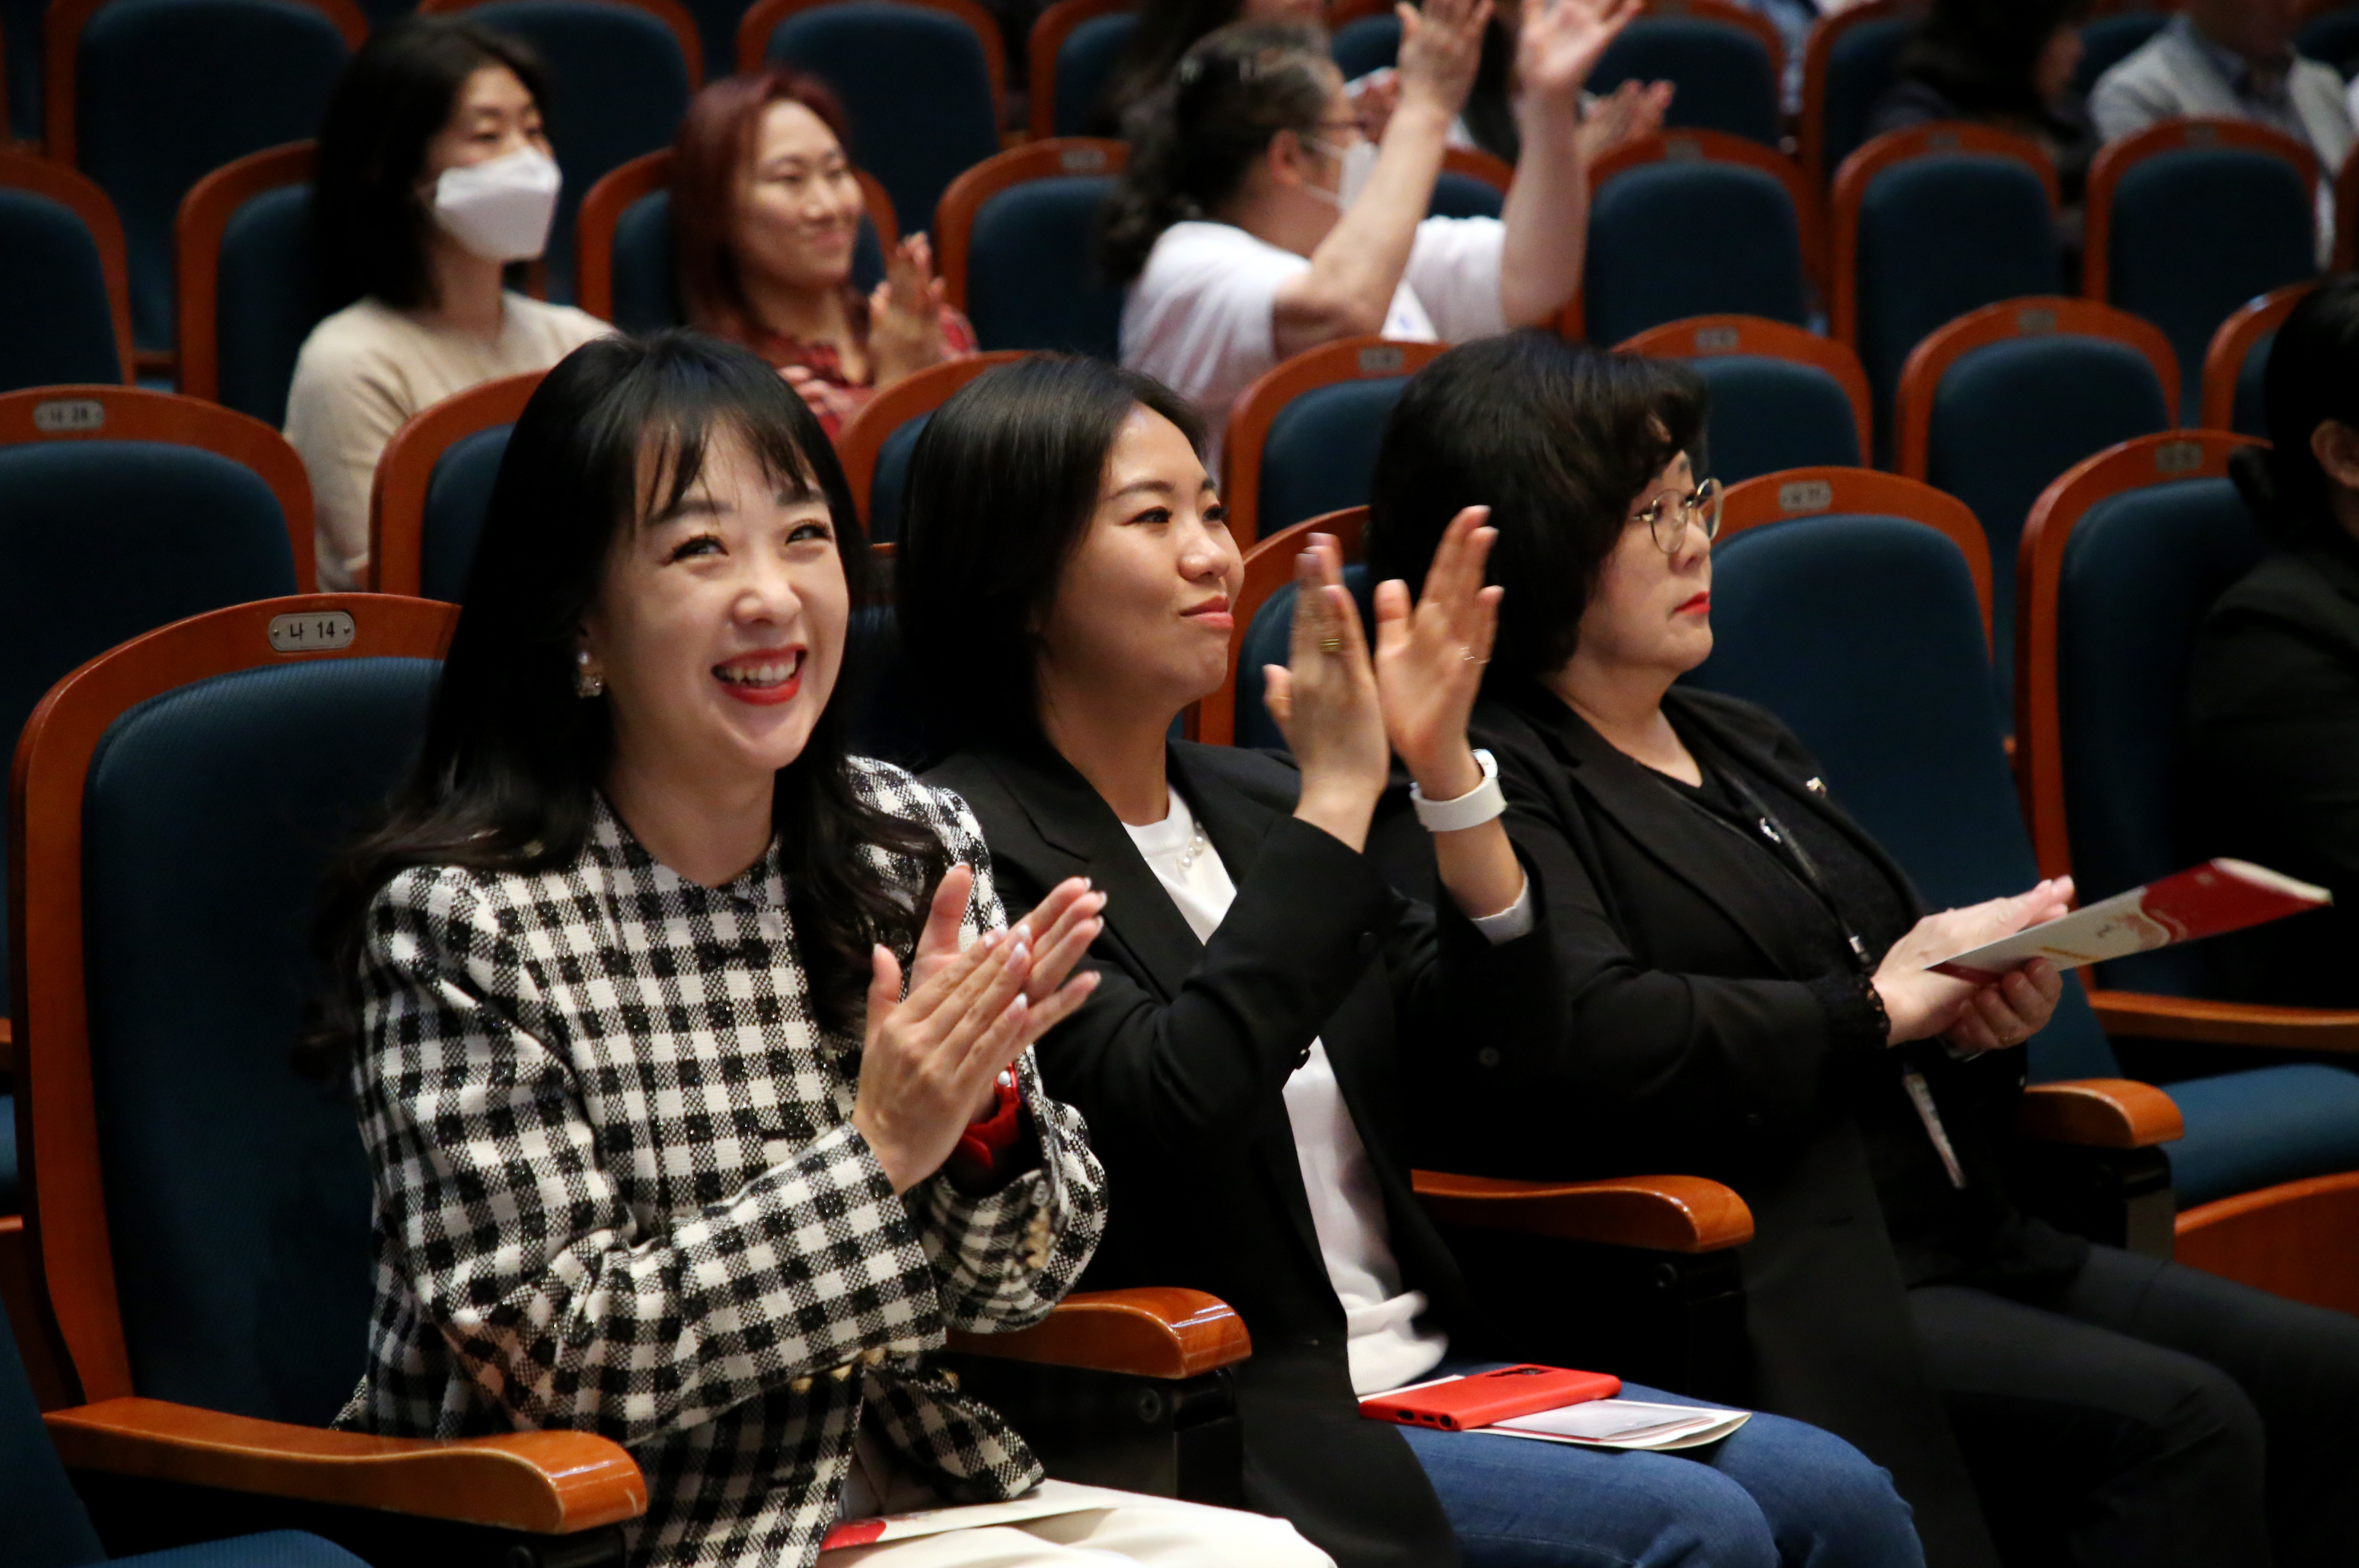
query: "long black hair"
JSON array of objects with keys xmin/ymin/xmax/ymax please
[
  {"xmin": 1093, "ymin": 0, "xmax": 1252, "ymax": 135},
  {"xmin": 896, "ymin": 355, "xmax": 1206, "ymax": 755},
  {"xmin": 1099, "ymin": 20, "xmax": 1336, "ymax": 282},
  {"xmin": 313, "ymin": 17, "xmax": 550, "ymax": 312},
  {"xmin": 315, "ymin": 332, "xmax": 941, "ymax": 1063},
  {"xmin": 1895, "ymin": 0, "xmax": 2090, "ymax": 123},
  {"xmin": 2233, "ymin": 276, "xmax": 2359, "ymax": 546},
  {"xmin": 1366, "ymin": 332, "xmax": 1705, "ymax": 683}
]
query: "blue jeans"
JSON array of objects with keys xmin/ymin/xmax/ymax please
[{"xmin": 1396, "ymin": 1361, "xmax": 1924, "ymax": 1568}]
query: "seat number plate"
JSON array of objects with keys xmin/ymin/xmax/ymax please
[
  {"xmin": 33, "ymin": 398, "xmax": 105, "ymax": 432},
  {"xmin": 269, "ymin": 610, "xmax": 357, "ymax": 654},
  {"xmin": 1778, "ymin": 478, "xmax": 1834, "ymax": 515}
]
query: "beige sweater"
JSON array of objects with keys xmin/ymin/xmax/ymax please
[{"xmin": 284, "ymin": 293, "xmax": 610, "ymax": 590}]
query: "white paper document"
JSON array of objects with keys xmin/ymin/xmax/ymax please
[{"xmin": 1479, "ymin": 1398, "xmax": 1753, "ymax": 1451}]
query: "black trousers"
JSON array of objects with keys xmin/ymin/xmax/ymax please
[{"xmin": 1910, "ymin": 1246, "xmax": 2359, "ymax": 1568}]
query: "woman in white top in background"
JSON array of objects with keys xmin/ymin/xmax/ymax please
[
  {"xmin": 1098, "ymin": 0, "xmax": 1637, "ymax": 467},
  {"xmin": 287, "ymin": 18, "xmax": 608, "ymax": 591}
]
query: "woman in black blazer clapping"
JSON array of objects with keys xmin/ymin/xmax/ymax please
[
  {"xmin": 897, "ymin": 355, "xmax": 1924, "ymax": 1568},
  {"xmin": 1363, "ymin": 330, "xmax": 2359, "ymax": 1568}
]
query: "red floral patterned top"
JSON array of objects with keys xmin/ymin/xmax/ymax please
[{"xmin": 746, "ymin": 290, "xmax": 979, "ymax": 440}]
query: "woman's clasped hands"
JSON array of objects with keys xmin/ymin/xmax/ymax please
[
  {"xmin": 1873, "ymin": 877, "xmax": 2077, "ymax": 1053},
  {"xmin": 851, "ymin": 865, "xmax": 1107, "ymax": 1192}
]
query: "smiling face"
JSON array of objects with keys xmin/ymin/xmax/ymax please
[
  {"xmin": 580, "ymin": 427, "xmax": 850, "ymax": 797},
  {"xmin": 1573, "ymin": 451, "xmax": 1715, "ymax": 681},
  {"xmin": 1035, "ymin": 406, "xmax": 1242, "ymax": 723},
  {"xmin": 421, "ymin": 63, "xmax": 548, "ymax": 186},
  {"xmin": 733, "ymin": 98, "xmax": 865, "ymax": 296}
]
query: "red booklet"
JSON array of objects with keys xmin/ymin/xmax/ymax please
[
  {"xmin": 1932, "ymin": 859, "xmax": 2331, "ymax": 983},
  {"xmin": 1360, "ymin": 1365, "xmax": 1623, "ymax": 1431}
]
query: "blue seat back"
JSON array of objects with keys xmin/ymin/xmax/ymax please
[
  {"xmin": 610, "ymin": 186, "xmax": 885, "ymax": 335},
  {"xmin": 3, "ymin": 0, "xmax": 42, "ymax": 142},
  {"xmin": 1592, "ymin": 17, "xmax": 1779, "ymax": 144},
  {"xmin": 867, "ymin": 411, "xmax": 932, "ymax": 544},
  {"xmin": 1817, "ymin": 12, "xmax": 1911, "ymax": 181},
  {"xmin": 680, "ymin": 0, "xmax": 755, "ymax": 82},
  {"xmin": 1587, "ymin": 161, "xmax": 1806, "ymax": 345},
  {"xmin": 1, "ymin": 1294, "xmax": 106, "ymax": 1568},
  {"xmin": 1690, "ymin": 355, "xmax": 1862, "ymax": 483},
  {"xmin": 1688, "ymin": 513, "xmax": 2116, "ymax": 1082},
  {"xmin": 2229, "ymin": 328, "xmax": 2273, "ymax": 438},
  {"xmin": 846, "ymin": 601, "xmax": 930, "ymax": 765},
  {"xmin": 1257, "ymin": 378, "xmax": 1411, "ymax": 540},
  {"xmin": 77, "ymin": 0, "xmax": 349, "ymax": 350},
  {"xmin": 2055, "ymin": 475, "xmax": 2265, "ymax": 994},
  {"xmin": 968, "ymin": 175, "xmax": 1123, "ymax": 355},
  {"xmin": 1429, "ymin": 170, "xmax": 1503, "ymax": 221},
  {"xmin": 1236, "ymin": 566, "xmax": 1375, "ymax": 751},
  {"xmin": 2296, "ymin": 8, "xmax": 2359, "ymax": 76},
  {"xmin": 2071, "ymin": 10, "xmax": 2168, "ymax": 96},
  {"xmin": 421, "ymin": 424, "xmax": 514, "ymax": 602},
  {"xmin": 1054, "ymin": 12, "xmax": 1137, "ymax": 138},
  {"xmin": 765, "ymin": 3, "xmax": 1000, "ymax": 237},
  {"xmin": 2107, "ymin": 147, "xmax": 2316, "ymax": 416},
  {"xmin": 83, "ymin": 657, "xmax": 440, "ymax": 1423},
  {"xmin": 1329, "ymin": 14, "xmax": 1401, "ymax": 79},
  {"xmin": 462, "ymin": 0, "xmax": 694, "ymax": 302},
  {"xmin": 0, "ymin": 440, "xmax": 302, "ymax": 1019},
  {"xmin": 1854, "ymin": 154, "xmax": 2061, "ymax": 454},
  {"xmin": 217, "ymin": 183, "xmax": 321, "ymax": 426},
  {"xmin": 0, "ymin": 189, "xmax": 121, "ymax": 390},
  {"xmin": 1926, "ymin": 331, "xmax": 2170, "ymax": 695}
]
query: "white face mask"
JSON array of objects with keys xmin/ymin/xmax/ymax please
[
  {"xmin": 430, "ymin": 147, "xmax": 562, "ymax": 262},
  {"xmin": 1304, "ymin": 138, "xmax": 1380, "ymax": 212}
]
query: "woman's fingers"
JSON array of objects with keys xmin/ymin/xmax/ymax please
[
  {"xmin": 1025, "ymin": 911, "xmax": 1104, "ymax": 1003},
  {"xmin": 1013, "ymin": 969, "xmax": 1105, "ymax": 1049},
  {"xmin": 1263, "ymin": 665, "xmax": 1293, "ymax": 728},
  {"xmin": 914, "ymin": 864, "xmax": 977, "ymax": 966},
  {"xmin": 865, "ymin": 943, "xmax": 904, "ymax": 1045},
  {"xmin": 925, "ymin": 923, "xmax": 1035, "ymax": 1050}
]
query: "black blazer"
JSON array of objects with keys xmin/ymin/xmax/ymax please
[
  {"xmin": 1372, "ymin": 681, "xmax": 2084, "ymax": 1568},
  {"xmin": 926, "ymin": 739, "xmax": 1554, "ymax": 1568},
  {"xmin": 2184, "ymin": 528, "xmax": 2359, "ymax": 1006}
]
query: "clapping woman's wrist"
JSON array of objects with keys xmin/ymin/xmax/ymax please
[{"xmin": 1408, "ymin": 743, "xmax": 1484, "ymax": 803}]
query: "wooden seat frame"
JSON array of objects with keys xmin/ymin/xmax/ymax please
[
  {"xmin": 0, "ymin": 149, "xmax": 134, "ymax": 384},
  {"xmin": 1220, "ymin": 336, "xmax": 1445, "ymax": 547},
  {"xmin": 174, "ymin": 140, "xmax": 315, "ymax": 410},
  {"xmin": 2200, "ymin": 282, "xmax": 2313, "ymax": 435},
  {"xmin": 367, "ymin": 371, "xmax": 545, "ymax": 598},
  {"xmin": 419, "ymin": 0, "xmax": 706, "ymax": 86},
  {"xmin": 2083, "ymin": 119, "xmax": 2319, "ymax": 302},
  {"xmin": 1025, "ymin": 0, "xmax": 1135, "ymax": 142},
  {"xmin": 1616, "ymin": 313, "xmax": 1874, "ymax": 462},
  {"xmin": 1718, "ymin": 465, "xmax": 1991, "ymax": 642},
  {"xmin": 1893, "ymin": 296, "xmax": 2179, "ymax": 482},
  {"xmin": 1798, "ymin": 0, "xmax": 1913, "ymax": 190},
  {"xmin": 833, "ymin": 350, "xmax": 1028, "ymax": 530},
  {"xmin": 935, "ymin": 138, "xmax": 1128, "ymax": 310}
]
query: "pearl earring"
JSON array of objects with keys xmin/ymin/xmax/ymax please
[{"xmin": 574, "ymin": 649, "xmax": 605, "ymax": 698}]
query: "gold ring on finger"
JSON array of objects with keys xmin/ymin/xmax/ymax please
[{"xmin": 1319, "ymin": 636, "xmax": 1345, "ymax": 654}]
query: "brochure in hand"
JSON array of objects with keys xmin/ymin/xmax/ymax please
[{"xmin": 1932, "ymin": 859, "xmax": 2331, "ymax": 984}]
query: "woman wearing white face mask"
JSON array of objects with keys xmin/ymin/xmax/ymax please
[
  {"xmin": 286, "ymin": 18, "xmax": 609, "ymax": 591},
  {"xmin": 1102, "ymin": 0, "xmax": 1632, "ymax": 465}
]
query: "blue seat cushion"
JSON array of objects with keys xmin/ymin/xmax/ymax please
[
  {"xmin": 77, "ymin": 0, "xmax": 349, "ymax": 349},
  {"xmin": 2165, "ymin": 1065, "xmax": 2359, "ymax": 1208},
  {"xmin": 1585, "ymin": 162, "xmax": 1806, "ymax": 344},
  {"xmin": 2, "ymin": 1281, "xmax": 108, "ymax": 1568},
  {"xmin": 216, "ymin": 183, "xmax": 320, "ymax": 427},
  {"xmin": 1257, "ymin": 379, "xmax": 1411, "ymax": 539},
  {"xmin": 613, "ymin": 189, "xmax": 883, "ymax": 335},
  {"xmin": 1691, "ymin": 356, "xmax": 1861, "ymax": 482},
  {"xmin": 84, "ymin": 657, "xmax": 440, "ymax": 1423},
  {"xmin": 1429, "ymin": 170, "xmax": 1503, "ymax": 221},
  {"xmin": 0, "ymin": 189, "xmax": 122, "ymax": 389},
  {"xmin": 2230, "ymin": 329, "xmax": 2274, "ymax": 438},
  {"xmin": 1329, "ymin": 14, "xmax": 1401, "ymax": 80},
  {"xmin": 869, "ymin": 412, "xmax": 931, "ymax": 544},
  {"xmin": 1592, "ymin": 16, "xmax": 1779, "ymax": 145},
  {"xmin": 0, "ymin": 1095, "xmax": 15, "ymax": 1214},
  {"xmin": 967, "ymin": 176, "xmax": 1123, "ymax": 356},
  {"xmin": 1054, "ymin": 12, "xmax": 1137, "ymax": 138},
  {"xmin": 1819, "ymin": 13, "xmax": 1912, "ymax": 180},
  {"xmin": 421, "ymin": 424, "xmax": 515, "ymax": 602},
  {"xmin": 120, "ymin": 1532, "xmax": 373, "ymax": 1568}
]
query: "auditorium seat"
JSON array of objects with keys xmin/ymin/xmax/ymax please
[
  {"xmin": 1029, "ymin": 0, "xmax": 1133, "ymax": 140},
  {"xmin": 834, "ymin": 350, "xmax": 1025, "ymax": 542},
  {"xmin": 1616, "ymin": 314, "xmax": 1870, "ymax": 481},
  {"xmin": 740, "ymin": 0, "xmax": 1003, "ymax": 239},
  {"xmin": 2085, "ymin": 119, "xmax": 2319, "ymax": 419},
  {"xmin": 418, "ymin": 0, "xmax": 701, "ymax": 303},
  {"xmin": 1576, "ymin": 130, "xmax": 1816, "ymax": 347},
  {"xmin": 936, "ymin": 139, "xmax": 1127, "ymax": 357},
  {"xmin": 48, "ymin": 0, "xmax": 361, "ymax": 368},
  {"xmin": 1222, "ymin": 336, "xmax": 1445, "ymax": 544},
  {"xmin": 2296, "ymin": 5, "xmax": 2359, "ymax": 77},
  {"xmin": 2070, "ymin": 8, "xmax": 2168, "ymax": 97},
  {"xmin": 174, "ymin": 141, "xmax": 320, "ymax": 426},
  {"xmin": 0, "ymin": 151, "xmax": 131, "ymax": 392},
  {"xmin": 1833, "ymin": 123, "xmax": 2063, "ymax": 459},
  {"xmin": 1213, "ymin": 507, "xmax": 1374, "ymax": 751},
  {"xmin": 1799, "ymin": 0, "xmax": 1913, "ymax": 189},
  {"xmin": 1327, "ymin": 10, "xmax": 1399, "ymax": 80},
  {"xmin": 1589, "ymin": 0, "xmax": 1783, "ymax": 146},
  {"xmin": 1895, "ymin": 297, "xmax": 2175, "ymax": 698},
  {"xmin": 2018, "ymin": 432, "xmax": 2359, "ymax": 1313},
  {"xmin": 0, "ymin": 385, "xmax": 310, "ymax": 1034},
  {"xmin": 574, "ymin": 148, "xmax": 893, "ymax": 333},
  {"xmin": 2201, "ymin": 283, "xmax": 2313, "ymax": 438},
  {"xmin": 368, "ymin": 371, "xmax": 541, "ymax": 598},
  {"xmin": 1431, "ymin": 148, "xmax": 1512, "ymax": 221}
]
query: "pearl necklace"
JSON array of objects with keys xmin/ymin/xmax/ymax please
[{"xmin": 1174, "ymin": 820, "xmax": 1209, "ymax": 874}]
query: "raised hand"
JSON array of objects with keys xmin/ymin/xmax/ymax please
[
  {"xmin": 1263, "ymin": 534, "xmax": 1391, "ymax": 851},
  {"xmin": 1575, "ymin": 76, "xmax": 1673, "ymax": 162},
  {"xmin": 867, "ymin": 232, "xmax": 950, "ymax": 391},
  {"xmin": 1873, "ymin": 878, "xmax": 2077, "ymax": 1045},
  {"xmin": 1373, "ymin": 506, "xmax": 1501, "ymax": 801},
  {"xmin": 1517, "ymin": 0, "xmax": 1642, "ymax": 108},
  {"xmin": 1396, "ymin": 0, "xmax": 1493, "ymax": 119}
]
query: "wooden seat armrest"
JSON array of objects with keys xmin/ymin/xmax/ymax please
[
  {"xmin": 2089, "ymin": 989, "xmax": 2359, "ymax": 1055},
  {"xmin": 2014, "ymin": 1078, "xmax": 2184, "ymax": 1149},
  {"xmin": 945, "ymin": 1288, "xmax": 1250, "ymax": 1379},
  {"xmin": 1410, "ymin": 1171, "xmax": 1754, "ymax": 1254},
  {"xmin": 44, "ymin": 1398, "xmax": 645, "ymax": 1534}
]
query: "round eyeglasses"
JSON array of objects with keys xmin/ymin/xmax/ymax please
[{"xmin": 1632, "ymin": 476, "xmax": 1723, "ymax": 554}]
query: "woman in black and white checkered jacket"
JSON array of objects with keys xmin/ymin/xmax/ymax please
[{"xmin": 315, "ymin": 333, "xmax": 1333, "ymax": 1568}]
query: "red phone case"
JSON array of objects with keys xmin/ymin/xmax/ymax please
[{"xmin": 1359, "ymin": 1365, "xmax": 1624, "ymax": 1431}]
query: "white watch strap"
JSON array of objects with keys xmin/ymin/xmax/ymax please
[{"xmin": 1410, "ymin": 748, "xmax": 1505, "ymax": 833}]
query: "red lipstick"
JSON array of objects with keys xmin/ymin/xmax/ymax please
[
  {"xmin": 714, "ymin": 648, "xmax": 805, "ymax": 705},
  {"xmin": 1676, "ymin": 592, "xmax": 1711, "ymax": 616}
]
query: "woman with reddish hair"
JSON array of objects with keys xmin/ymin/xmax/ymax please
[{"xmin": 672, "ymin": 71, "xmax": 977, "ymax": 436}]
